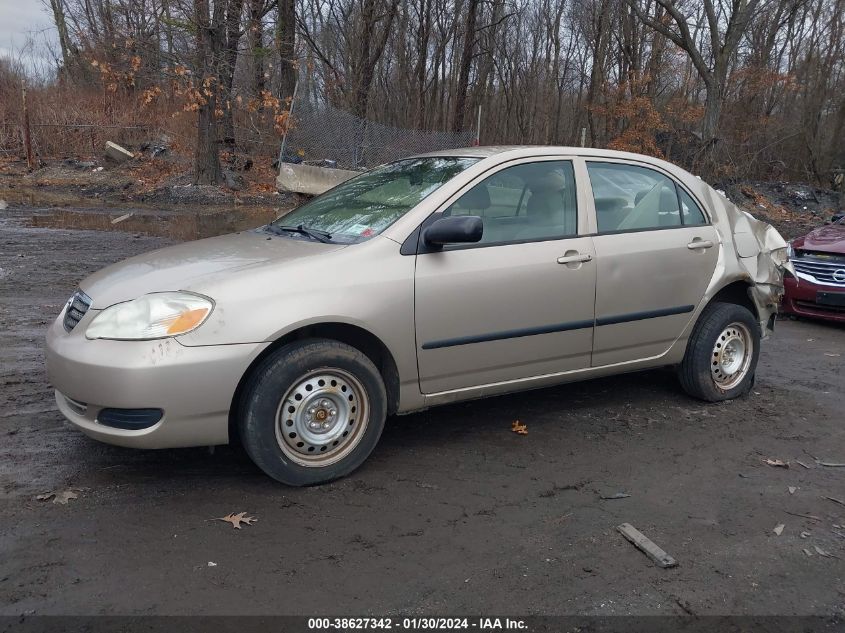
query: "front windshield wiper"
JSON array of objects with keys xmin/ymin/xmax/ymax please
[{"xmin": 267, "ymin": 224, "xmax": 333, "ymax": 243}]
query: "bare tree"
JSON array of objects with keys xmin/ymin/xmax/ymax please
[
  {"xmin": 627, "ymin": 0, "xmax": 767, "ymax": 149},
  {"xmin": 24, "ymin": 0, "xmax": 845, "ymax": 184}
]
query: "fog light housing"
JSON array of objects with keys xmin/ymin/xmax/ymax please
[{"xmin": 97, "ymin": 408, "xmax": 163, "ymax": 430}]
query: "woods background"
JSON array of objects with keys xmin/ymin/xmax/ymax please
[{"xmin": 0, "ymin": 0, "xmax": 843, "ymax": 185}]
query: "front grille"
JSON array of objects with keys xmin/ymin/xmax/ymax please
[
  {"xmin": 63, "ymin": 290, "xmax": 92, "ymax": 332},
  {"xmin": 791, "ymin": 257, "xmax": 845, "ymax": 287}
]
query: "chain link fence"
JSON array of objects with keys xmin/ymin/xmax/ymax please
[
  {"xmin": 1, "ymin": 98, "xmax": 476, "ymax": 171},
  {"xmin": 0, "ymin": 123, "xmax": 20, "ymax": 156},
  {"xmin": 281, "ymin": 95, "xmax": 476, "ymax": 171},
  {"xmin": 0, "ymin": 122, "xmax": 151, "ymax": 159}
]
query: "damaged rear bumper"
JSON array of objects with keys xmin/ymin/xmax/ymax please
[{"xmin": 725, "ymin": 205, "xmax": 792, "ymax": 337}]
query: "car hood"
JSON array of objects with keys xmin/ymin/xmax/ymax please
[
  {"xmin": 80, "ymin": 230, "xmax": 346, "ymax": 308},
  {"xmin": 793, "ymin": 224, "xmax": 845, "ymax": 254}
]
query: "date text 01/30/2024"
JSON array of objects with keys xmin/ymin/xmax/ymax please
[{"xmin": 307, "ymin": 618, "xmax": 528, "ymax": 630}]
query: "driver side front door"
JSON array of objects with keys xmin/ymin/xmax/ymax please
[{"xmin": 413, "ymin": 158, "xmax": 597, "ymax": 394}]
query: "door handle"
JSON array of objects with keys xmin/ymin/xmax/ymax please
[
  {"xmin": 557, "ymin": 253, "xmax": 593, "ymax": 264},
  {"xmin": 687, "ymin": 239, "xmax": 714, "ymax": 250}
]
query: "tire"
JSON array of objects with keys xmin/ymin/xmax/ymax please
[
  {"xmin": 238, "ymin": 338, "xmax": 387, "ymax": 486},
  {"xmin": 679, "ymin": 302, "xmax": 760, "ymax": 402}
]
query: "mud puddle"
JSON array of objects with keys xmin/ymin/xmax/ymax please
[{"xmin": 26, "ymin": 205, "xmax": 284, "ymax": 240}]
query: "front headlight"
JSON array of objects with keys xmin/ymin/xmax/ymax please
[{"xmin": 86, "ymin": 292, "xmax": 214, "ymax": 340}]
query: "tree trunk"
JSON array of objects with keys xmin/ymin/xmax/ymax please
[
  {"xmin": 194, "ymin": 0, "xmax": 224, "ymax": 186},
  {"xmin": 276, "ymin": 0, "xmax": 297, "ymax": 103},
  {"xmin": 48, "ymin": 0, "xmax": 74, "ymax": 77},
  {"xmin": 249, "ymin": 0, "xmax": 266, "ymax": 98},
  {"xmin": 701, "ymin": 81, "xmax": 722, "ymax": 146},
  {"xmin": 412, "ymin": 0, "xmax": 431, "ymax": 129},
  {"xmin": 221, "ymin": 0, "xmax": 245, "ymax": 146},
  {"xmin": 452, "ymin": 0, "xmax": 479, "ymax": 133},
  {"xmin": 162, "ymin": 0, "xmax": 174, "ymax": 58}
]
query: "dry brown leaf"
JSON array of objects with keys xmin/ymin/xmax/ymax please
[
  {"xmin": 511, "ymin": 420, "xmax": 528, "ymax": 435},
  {"xmin": 36, "ymin": 489, "xmax": 79, "ymax": 505},
  {"xmin": 217, "ymin": 512, "xmax": 257, "ymax": 529},
  {"xmin": 763, "ymin": 458, "xmax": 789, "ymax": 468}
]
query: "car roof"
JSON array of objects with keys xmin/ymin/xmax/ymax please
[
  {"xmin": 413, "ymin": 145, "xmax": 702, "ymax": 187},
  {"xmin": 413, "ymin": 145, "xmax": 663, "ymax": 161}
]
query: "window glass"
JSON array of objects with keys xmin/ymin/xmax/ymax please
[
  {"xmin": 679, "ymin": 188, "xmax": 707, "ymax": 225},
  {"xmin": 273, "ymin": 157, "xmax": 479, "ymax": 243},
  {"xmin": 445, "ymin": 161, "xmax": 578, "ymax": 245},
  {"xmin": 587, "ymin": 162, "xmax": 682, "ymax": 233}
]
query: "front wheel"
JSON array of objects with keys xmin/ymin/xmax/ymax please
[
  {"xmin": 679, "ymin": 302, "xmax": 760, "ymax": 402},
  {"xmin": 239, "ymin": 339, "xmax": 387, "ymax": 485}
]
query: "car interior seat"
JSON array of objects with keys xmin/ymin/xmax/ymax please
[
  {"xmin": 658, "ymin": 186, "xmax": 680, "ymax": 226},
  {"xmin": 595, "ymin": 196, "xmax": 628, "ymax": 232},
  {"xmin": 450, "ymin": 183, "xmax": 491, "ymax": 216},
  {"xmin": 443, "ymin": 183, "xmax": 492, "ymax": 240},
  {"xmin": 515, "ymin": 170, "xmax": 575, "ymax": 240},
  {"xmin": 619, "ymin": 185, "xmax": 680, "ymax": 230}
]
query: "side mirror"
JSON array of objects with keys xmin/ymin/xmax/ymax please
[{"xmin": 423, "ymin": 215, "xmax": 483, "ymax": 246}]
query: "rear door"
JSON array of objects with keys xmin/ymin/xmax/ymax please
[
  {"xmin": 413, "ymin": 158, "xmax": 597, "ymax": 394},
  {"xmin": 585, "ymin": 160, "xmax": 719, "ymax": 366}
]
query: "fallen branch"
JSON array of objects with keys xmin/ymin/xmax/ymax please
[
  {"xmin": 784, "ymin": 510, "xmax": 822, "ymax": 522},
  {"xmin": 617, "ymin": 523, "xmax": 677, "ymax": 568}
]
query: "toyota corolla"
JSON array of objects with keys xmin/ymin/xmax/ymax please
[{"xmin": 46, "ymin": 147, "xmax": 790, "ymax": 485}]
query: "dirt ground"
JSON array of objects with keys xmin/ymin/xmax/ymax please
[{"xmin": 1, "ymin": 203, "xmax": 844, "ymax": 617}]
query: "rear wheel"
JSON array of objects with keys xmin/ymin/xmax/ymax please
[
  {"xmin": 679, "ymin": 302, "xmax": 760, "ymax": 402},
  {"xmin": 239, "ymin": 339, "xmax": 387, "ymax": 485}
]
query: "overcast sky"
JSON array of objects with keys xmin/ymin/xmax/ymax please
[{"xmin": 0, "ymin": 0, "xmax": 57, "ymax": 72}]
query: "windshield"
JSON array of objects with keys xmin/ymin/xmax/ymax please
[{"xmin": 271, "ymin": 157, "xmax": 480, "ymax": 243}]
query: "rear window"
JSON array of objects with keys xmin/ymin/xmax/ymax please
[
  {"xmin": 586, "ymin": 162, "xmax": 708, "ymax": 232},
  {"xmin": 587, "ymin": 162, "xmax": 681, "ymax": 232}
]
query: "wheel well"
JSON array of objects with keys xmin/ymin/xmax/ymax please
[
  {"xmin": 709, "ymin": 281, "xmax": 759, "ymax": 320},
  {"xmin": 228, "ymin": 323, "xmax": 401, "ymax": 442}
]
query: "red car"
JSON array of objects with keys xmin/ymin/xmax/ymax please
[{"xmin": 782, "ymin": 216, "xmax": 845, "ymax": 323}]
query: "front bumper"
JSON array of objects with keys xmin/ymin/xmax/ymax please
[
  {"xmin": 781, "ymin": 275, "xmax": 845, "ymax": 323},
  {"xmin": 46, "ymin": 316, "xmax": 269, "ymax": 448}
]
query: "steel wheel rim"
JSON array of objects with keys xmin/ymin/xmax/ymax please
[
  {"xmin": 275, "ymin": 368, "xmax": 369, "ymax": 467},
  {"xmin": 711, "ymin": 322, "xmax": 753, "ymax": 390}
]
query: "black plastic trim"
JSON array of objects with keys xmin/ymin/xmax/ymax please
[
  {"xmin": 421, "ymin": 319, "xmax": 594, "ymax": 350},
  {"xmin": 596, "ymin": 304, "xmax": 695, "ymax": 326},
  {"xmin": 98, "ymin": 408, "xmax": 163, "ymax": 430},
  {"xmin": 585, "ymin": 224, "xmax": 712, "ymax": 237},
  {"xmin": 420, "ymin": 304, "xmax": 695, "ymax": 350}
]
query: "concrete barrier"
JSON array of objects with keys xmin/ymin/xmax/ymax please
[
  {"xmin": 104, "ymin": 141, "xmax": 134, "ymax": 163},
  {"xmin": 276, "ymin": 163, "xmax": 359, "ymax": 196}
]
